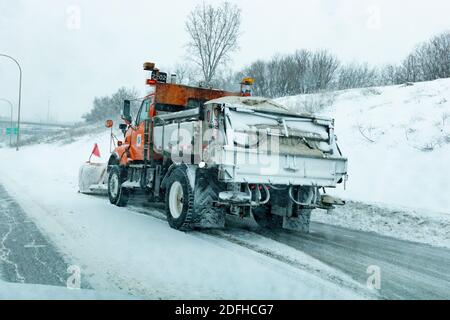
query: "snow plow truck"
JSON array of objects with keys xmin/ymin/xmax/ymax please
[{"xmin": 79, "ymin": 62, "xmax": 348, "ymax": 232}]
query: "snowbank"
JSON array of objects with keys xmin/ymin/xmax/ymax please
[
  {"xmin": 278, "ymin": 79, "xmax": 450, "ymax": 216},
  {"xmin": 314, "ymin": 201, "xmax": 450, "ymax": 249}
]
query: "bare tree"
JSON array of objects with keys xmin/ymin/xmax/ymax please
[
  {"xmin": 185, "ymin": 2, "xmax": 241, "ymax": 86},
  {"xmin": 402, "ymin": 53, "xmax": 420, "ymax": 83},
  {"xmin": 380, "ymin": 64, "xmax": 405, "ymax": 85},
  {"xmin": 428, "ymin": 31, "xmax": 450, "ymax": 79},
  {"xmin": 402, "ymin": 31, "xmax": 450, "ymax": 83},
  {"xmin": 308, "ymin": 50, "xmax": 340, "ymax": 92},
  {"xmin": 210, "ymin": 68, "xmax": 240, "ymax": 91},
  {"xmin": 172, "ymin": 63, "xmax": 199, "ymax": 86},
  {"xmin": 293, "ymin": 50, "xmax": 312, "ymax": 93},
  {"xmin": 82, "ymin": 87, "xmax": 140, "ymax": 123},
  {"xmin": 238, "ymin": 49, "xmax": 339, "ymax": 98},
  {"xmin": 337, "ymin": 62, "xmax": 379, "ymax": 89}
]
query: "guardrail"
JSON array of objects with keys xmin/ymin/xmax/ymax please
[{"xmin": 0, "ymin": 119, "xmax": 74, "ymax": 128}]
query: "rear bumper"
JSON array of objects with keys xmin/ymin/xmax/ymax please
[{"xmin": 217, "ymin": 147, "xmax": 348, "ymax": 187}]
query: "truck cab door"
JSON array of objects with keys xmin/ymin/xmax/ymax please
[{"xmin": 130, "ymin": 97, "xmax": 154, "ymax": 161}]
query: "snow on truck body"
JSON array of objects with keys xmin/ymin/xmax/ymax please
[{"xmin": 79, "ymin": 63, "xmax": 347, "ymax": 233}]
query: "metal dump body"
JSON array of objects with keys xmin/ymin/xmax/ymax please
[{"xmin": 205, "ymin": 97, "xmax": 348, "ymax": 187}]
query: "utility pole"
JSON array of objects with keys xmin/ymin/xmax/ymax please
[
  {"xmin": 47, "ymin": 98, "xmax": 50, "ymax": 123},
  {"xmin": 0, "ymin": 53, "xmax": 22, "ymax": 151}
]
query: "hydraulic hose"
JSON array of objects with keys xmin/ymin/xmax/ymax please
[
  {"xmin": 247, "ymin": 184, "xmax": 271, "ymax": 205},
  {"xmin": 288, "ymin": 186, "xmax": 315, "ymax": 206},
  {"xmin": 259, "ymin": 184, "xmax": 270, "ymax": 205}
]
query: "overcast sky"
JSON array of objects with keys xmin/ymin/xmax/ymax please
[{"xmin": 0, "ymin": 0, "xmax": 449, "ymax": 122}]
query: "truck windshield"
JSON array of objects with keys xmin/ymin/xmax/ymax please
[{"xmin": 136, "ymin": 97, "xmax": 154, "ymax": 125}]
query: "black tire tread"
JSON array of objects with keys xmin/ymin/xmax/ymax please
[
  {"xmin": 108, "ymin": 165, "xmax": 130, "ymax": 207},
  {"xmin": 165, "ymin": 167, "xmax": 195, "ymax": 231}
]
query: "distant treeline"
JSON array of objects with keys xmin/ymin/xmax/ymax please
[
  {"xmin": 83, "ymin": 31, "xmax": 450, "ymax": 123},
  {"xmin": 227, "ymin": 31, "xmax": 450, "ymax": 98},
  {"xmin": 82, "ymin": 87, "xmax": 140, "ymax": 124}
]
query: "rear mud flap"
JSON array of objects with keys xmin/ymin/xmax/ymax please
[
  {"xmin": 191, "ymin": 169, "xmax": 226, "ymax": 229},
  {"xmin": 192, "ymin": 206, "xmax": 226, "ymax": 229},
  {"xmin": 282, "ymin": 210, "xmax": 312, "ymax": 233}
]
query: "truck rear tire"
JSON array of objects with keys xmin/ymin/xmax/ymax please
[
  {"xmin": 108, "ymin": 165, "xmax": 129, "ymax": 207},
  {"xmin": 165, "ymin": 167, "xmax": 195, "ymax": 231}
]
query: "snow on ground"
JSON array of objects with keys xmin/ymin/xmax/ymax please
[
  {"xmin": 314, "ymin": 202, "xmax": 450, "ymax": 249},
  {"xmin": 0, "ymin": 280, "xmax": 134, "ymax": 300},
  {"xmin": 278, "ymin": 79, "xmax": 450, "ymax": 245},
  {"xmin": 0, "ymin": 131, "xmax": 364, "ymax": 299}
]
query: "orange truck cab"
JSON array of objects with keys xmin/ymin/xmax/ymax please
[{"xmin": 111, "ymin": 64, "xmax": 241, "ymax": 167}]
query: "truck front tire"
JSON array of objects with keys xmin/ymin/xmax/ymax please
[{"xmin": 108, "ymin": 165, "xmax": 129, "ymax": 207}]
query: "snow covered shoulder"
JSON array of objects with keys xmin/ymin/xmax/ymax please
[{"xmin": 278, "ymin": 78, "xmax": 450, "ymax": 247}]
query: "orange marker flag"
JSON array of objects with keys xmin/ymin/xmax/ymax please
[
  {"xmin": 92, "ymin": 143, "xmax": 101, "ymax": 158},
  {"xmin": 88, "ymin": 143, "xmax": 101, "ymax": 162}
]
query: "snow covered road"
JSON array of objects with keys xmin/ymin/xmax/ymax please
[
  {"xmin": 254, "ymin": 223, "xmax": 450, "ymax": 300},
  {"xmin": 133, "ymin": 204, "xmax": 450, "ymax": 300},
  {"xmin": 0, "ymin": 177, "xmax": 363, "ymax": 299},
  {"xmin": 0, "ymin": 183, "xmax": 71, "ymax": 286},
  {"xmin": 2, "ymin": 177, "xmax": 448, "ymax": 299},
  {"xmin": 0, "ymin": 133, "xmax": 369, "ymax": 300}
]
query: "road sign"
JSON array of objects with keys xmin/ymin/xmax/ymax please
[{"xmin": 5, "ymin": 127, "xmax": 18, "ymax": 135}]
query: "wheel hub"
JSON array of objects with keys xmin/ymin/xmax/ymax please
[
  {"xmin": 169, "ymin": 181, "xmax": 184, "ymax": 219},
  {"xmin": 109, "ymin": 174, "xmax": 119, "ymax": 198}
]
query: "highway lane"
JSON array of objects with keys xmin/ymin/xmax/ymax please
[
  {"xmin": 128, "ymin": 197, "xmax": 450, "ymax": 300},
  {"xmin": 130, "ymin": 200, "xmax": 450, "ymax": 299},
  {"xmin": 252, "ymin": 222, "xmax": 450, "ymax": 299}
]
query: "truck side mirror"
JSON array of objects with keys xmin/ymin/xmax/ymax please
[
  {"xmin": 122, "ymin": 100, "xmax": 132, "ymax": 124},
  {"xmin": 119, "ymin": 123, "xmax": 128, "ymax": 135}
]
